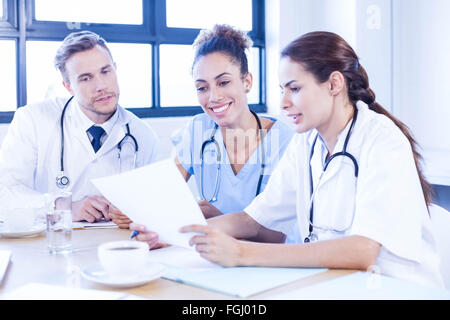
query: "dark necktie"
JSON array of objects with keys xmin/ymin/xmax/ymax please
[{"xmin": 87, "ymin": 125, "xmax": 105, "ymax": 153}]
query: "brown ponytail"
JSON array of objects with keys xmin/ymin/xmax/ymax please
[
  {"xmin": 355, "ymin": 65, "xmax": 433, "ymax": 207},
  {"xmin": 281, "ymin": 31, "xmax": 433, "ymax": 207}
]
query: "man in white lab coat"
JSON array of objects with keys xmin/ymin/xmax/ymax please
[{"xmin": 0, "ymin": 31, "xmax": 160, "ymax": 222}]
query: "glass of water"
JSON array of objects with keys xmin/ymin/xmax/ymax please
[{"xmin": 46, "ymin": 191, "xmax": 72, "ymax": 254}]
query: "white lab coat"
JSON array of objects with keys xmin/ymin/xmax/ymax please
[
  {"xmin": 0, "ymin": 96, "xmax": 160, "ymax": 207},
  {"xmin": 245, "ymin": 102, "xmax": 444, "ymax": 288}
]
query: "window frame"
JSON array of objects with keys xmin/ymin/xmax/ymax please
[
  {"xmin": 0, "ymin": 0, "xmax": 266, "ymax": 123},
  {"xmin": 0, "ymin": 0, "xmax": 16, "ymax": 29}
]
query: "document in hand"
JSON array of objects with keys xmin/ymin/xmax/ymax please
[{"xmin": 92, "ymin": 159, "xmax": 206, "ymax": 249}]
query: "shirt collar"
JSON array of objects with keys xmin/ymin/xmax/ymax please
[
  {"xmin": 74, "ymin": 100, "xmax": 119, "ymax": 136},
  {"xmin": 308, "ymin": 108, "xmax": 357, "ymax": 166},
  {"xmin": 332, "ymin": 112, "xmax": 355, "ymax": 154}
]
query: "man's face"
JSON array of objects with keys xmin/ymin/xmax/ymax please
[{"xmin": 63, "ymin": 45, "xmax": 120, "ymax": 124}]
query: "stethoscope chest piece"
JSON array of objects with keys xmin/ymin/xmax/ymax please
[
  {"xmin": 56, "ymin": 173, "xmax": 70, "ymax": 189},
  {"xmin": 199, "ymin": 110, "xmax": 265, "ymax": 203},
  {"xmin": 56, "ymin": 96, "xmax": 138, "ymax": 189},
  {"xmin": 304, "ymin": 233, "xmax": 318, "ymax": 243}
]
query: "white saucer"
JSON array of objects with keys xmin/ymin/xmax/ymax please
[
  {"xmin": 0, "ymin": 223, "xmax": 46, "ymax": 238},
  {"xmin": 81, "ymin": 263, "xmax": 166, "ymax": 288}
]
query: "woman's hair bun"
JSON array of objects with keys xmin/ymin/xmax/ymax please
[{"xmin": 193, "ymin": 24, "xmax": 253, "ymax": 52}]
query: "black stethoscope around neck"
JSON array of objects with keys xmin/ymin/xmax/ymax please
[
  {"xmin": 56, "ymin": 96, "xmax": 139, "ymax": 189},
  {"xmin": 199, "ymin": 110, "xmax": 265, "ymax": 203},
  {"xmin": 304, "ymin": 107, "xmax": 359, "ymax": 243}
]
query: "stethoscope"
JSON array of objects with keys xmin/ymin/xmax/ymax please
[
  {"xmin": 304, "ymin": 107, "xmax": 359, "ymax": 243},
  {"xmin": 56, "ymin": 96, "xmax": 139, "ymax": 189},
  {"xmin": 199, "ymin": 110, "xmax": 265, "ymax": 203}
]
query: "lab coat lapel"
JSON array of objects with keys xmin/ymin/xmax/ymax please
[
  {"xmin": 64, "ymin": 100, "xmax": 96, "ymax": 161},
  {"xmin": 62, "ymin": 103, "xmax": 97, "ymax": 189},
  {"xmin": 319, "ymin": 107, "xmax": 364, "ymax": 186},
  {"xmin": 298, "ymin": 133, "xmax": 316, "ymax": 242},
  {"xmin": 309, "ymin": 135, "xmax": 324, "ymax": 189},
  {"xmin": 306, "ymin": 131, "xmax": 344, "ymax": 233},
  {"xmin": 319, "ymin": 153, "xmax": 343, "ymax": 186},
  {"xmin": 314, "ymin": 122, "xmax": 352, "ymax": 187},
  {"xmin": 307, "ymin": 132, "xmax": 342, "ymax": 188}
]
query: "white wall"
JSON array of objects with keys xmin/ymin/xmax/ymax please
[
  {"xmin": 266, "ymin": 0, "xmax": 391, "ymax": 112},
  {"xmin": 143, "ymin": 116, "xmax": 191, "ymax": 159},
  {"xmin": 266, "ymin": 0, "xmax": 449, "ymax": 186},
  {"xmin": 392, "ymin": 0, "xmax": 450, "ymax": 185},
  {"xmin": 265, "ymin": 0, "xmax": 358, "ymax": 118}
]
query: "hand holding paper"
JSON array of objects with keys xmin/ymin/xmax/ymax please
[
  {"xmin": 129, "ymin": 223, "xmax": 167, "ymax": 249},
  {"xmin": 180, "ymin": 224, "xmax": 243, "ymax": 267},
  {"xmin": 92, "ymin": 159, "xmax": 207, "ymax": 249},
  {"xmin": 109, "ymin": 207, "xmax": 133, "ymax": 229}
]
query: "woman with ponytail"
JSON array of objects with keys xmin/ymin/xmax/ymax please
[{"xmin": 138, "ymin": 31, "xmax": 444, "ymax": 288}]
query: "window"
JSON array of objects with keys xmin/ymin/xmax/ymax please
[
  {"xmin": 107, "ymin": 43, "xmax": 152, "ymax": 108},
  {"xmin": 0, "ymin": 0, "xmax": 265, "ymax": 123},
  {"xmin": 26, "ymin": 41, "xmax": 152, "ymax": 108},
  {"xmin": 159, "ymin": 45, "xmax": 198, "ymax": 107},
  {"xmin": 0, "ymin": 40, "xmax": 16, "ymax": 111},
  {"xmin": 166, "ymin": 0, "xmax": 252, "ymax": 30},
  {"xmin": 34, "ymin": 0, "xmax": 143, "ymax": 25},
  {"xmin": 26, "ymin": 41, "xmax": 70, "ymax": 103},
  {"xmin": 0, "ymin": 0, "xmax": 15, "ymax": 28},
  {"xmin": 159, "ymin": 45, "xmax": 261, "ymax": 107}
]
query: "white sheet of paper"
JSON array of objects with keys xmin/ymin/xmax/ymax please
[
  {"xmin": 147, "ymin": 245, "xmax": 220, "ymax": 269},
  {"xmin": 92, "ymin": 159, "xmax": 206, "ymax": 249},
  {"xmin": 2, "ymin": 283, "xmax": 130, "ymax": 300}
]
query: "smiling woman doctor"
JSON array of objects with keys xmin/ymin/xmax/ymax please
[
  {"xmin": 162, "ymin": 31, "xmax": 444, "ymax": 288},
  {"xmin": 123, "ymin": 25, "xmax": 295, "ymax": 240},
  {"xmin": 173, "ymin": 24, "xmax": 294, "ymax": 221}
]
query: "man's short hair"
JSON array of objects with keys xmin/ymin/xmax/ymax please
[{"xmin": 54, "ymin": 31, "xmax": 113, "ymax": 83}]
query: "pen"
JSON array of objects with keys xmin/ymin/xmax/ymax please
[{"xmin": 130, "ymin": 230, "xmax": 139, "ymax": 239}]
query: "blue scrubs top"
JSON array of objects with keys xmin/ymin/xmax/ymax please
[{"xmin": 172, "ymin": 113, "xmax": 294, "ymax": 214}]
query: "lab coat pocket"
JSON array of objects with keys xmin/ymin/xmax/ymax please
[{"xmin": 314, "ymin": 158, "xmax": 357, "ymax": 233}]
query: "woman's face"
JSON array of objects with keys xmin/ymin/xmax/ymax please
[
  {"xmin": 278, "ymin": 57, "xmax": 333, "ymax": 133},
  {"xmin": 192, "ymin": 52, "xmax": 252, "ymax": 128}
]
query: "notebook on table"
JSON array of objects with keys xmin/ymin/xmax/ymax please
[{"xmin": 147, "ymin": 245, "xmax": 327, "ymax": 298}]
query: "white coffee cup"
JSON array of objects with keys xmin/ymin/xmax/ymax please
[
  {"xmin": 2, "ymin": 207, "xmax": 36, "ymax": 231},
  {"xmin": 97, "ymin": 240, "xmax": 150, "ymax": 278}
]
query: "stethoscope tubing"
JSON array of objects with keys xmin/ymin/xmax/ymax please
[
  {"xmin": 305, "ymin": 107, "xmax": 359, "ymax": 242},
  {"xmin": 59, "ymin": 96, "xmax": 73, "ymax": 173},
  {"xmin": 199, "ymin": 110, "xmax": 265, "ymax": 203},
  {"xmin": 200, "ymin": 132, "xmax": 221, "ymax": 202},
  {"xmin": 56, "ymin": 96, "xmax": 138, "ymax": 189}
]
